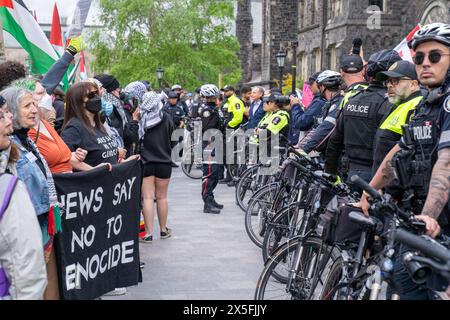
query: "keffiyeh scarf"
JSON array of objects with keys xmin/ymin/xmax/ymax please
[
  {"xmin": 103, "ymin": 92, "xmax": 128, "ymax": 129},
  {"xmin": 139, "ymin": 91, "xmax": 164, "ymax": 139},
  {"xmin": 124, "ymin": 81, "xmax": 147, "ymax": 103}
]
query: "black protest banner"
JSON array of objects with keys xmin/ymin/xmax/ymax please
[{"xmin": 53, "ymin": 159, "xmax": 142, "ymax": 300}]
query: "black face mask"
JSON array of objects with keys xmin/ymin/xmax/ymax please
[{"xmin": 86, "ymin": 96, "xmax": 102, "ymax": 114}]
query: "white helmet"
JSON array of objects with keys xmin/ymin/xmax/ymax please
[
  {"xmin": 316, "ymin": 70, "xmax": 342, "ymax": 88},
  {"xmin": 408, "ymin": 23, "xmax": 450, "ymax": 50},
  {"xmin": 200, "ymin": 84, "xmax": 219, "ymax": 97},
  {"xmin": 171, "ymin": 84, "xmax": 182, "ymax": 90}
]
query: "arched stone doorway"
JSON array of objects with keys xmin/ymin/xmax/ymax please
[{"xmin": 420, "ymin": 0, "xmax": 449, "ymax": 24}]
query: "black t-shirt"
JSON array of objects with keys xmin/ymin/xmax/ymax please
[{"xmin": 61, "ymin": 118, "xmax": 118, "ymax": 167}]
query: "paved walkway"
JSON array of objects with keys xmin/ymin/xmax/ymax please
[{"xmin": 105, "ymin": 168, "xmax": 263, "ymax": 300}]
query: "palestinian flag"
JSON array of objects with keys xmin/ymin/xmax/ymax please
[
  {"xmin": 0, "ymin": 0, "xmax": 59, "ymax": 74},
  {"xmin": 50, "ymin": 2, "xmax": 64, "ymax": 57},
  {"xmin": 79, "ymin": 50, "xmax": 88, "ymax": 80}
]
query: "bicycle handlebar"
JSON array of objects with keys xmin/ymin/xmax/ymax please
[
  {"xmin": 349, "ymin": 175, "xmax": 381, "ymax": 201},
  {"xmin": 394, "ymin": 229, "xmax": 450, "ymax": 263}
]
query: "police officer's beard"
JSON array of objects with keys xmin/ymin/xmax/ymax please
[{"xmin": 388, "ymin": 95, "xmax": 403, "ymax": 105}]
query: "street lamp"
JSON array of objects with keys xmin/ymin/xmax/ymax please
[
  {"xmin": 156, "ymin": 67, "xmax": 164, "ymax": 89},
  {"xmin": 276, "ymin": 49, "xmax": 287, "ymax": 92}
]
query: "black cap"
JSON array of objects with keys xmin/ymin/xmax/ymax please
[
  {"xmin": 168, "ymin": 91, "xmax": 179, "ymax": 99},
  {"xmin": 341, "ymin": 54, "xmax": 364, "ymax": 74},
  {"xmin": 307, "ymin": 72, "xmax": 321, "ymax": 85},
  {"xmin": 222, "ymin": 85, "xmax": 235, "ymax": 92},
  {"xmin": 376, "ymin": 60, "xmax": 418, "ymax": 81}
]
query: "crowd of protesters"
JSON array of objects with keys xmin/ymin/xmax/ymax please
[{"xmin": 1, "ymin": 21, "xmax": 450, "ymax": 300}]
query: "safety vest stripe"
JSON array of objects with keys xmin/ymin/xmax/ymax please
[{"xmin": 324, "ymin": 116, "xmax": 336, "ymax": 125}]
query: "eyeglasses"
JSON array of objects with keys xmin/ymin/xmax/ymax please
[
  {"xmin": 413, "ymin": 50, "xmax": 450, "ymax": 65},
  {"xmin": 384, "ymin": 77, "xmax": 412, "ymax": 87}
]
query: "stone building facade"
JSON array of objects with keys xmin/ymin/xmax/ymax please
[{"xmin": 257, "ymin": 0, "xmax": 449, "ymax": 85}]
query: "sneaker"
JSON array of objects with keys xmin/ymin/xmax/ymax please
[
  {"xmin": 140, "ymin": 234, "xmax": 153, "ymax": 243},
  {"xmin": 140, "ymin": 262, "xmax": 146, "ymax": 269},
  {"xmin": 160, "ymin": 227, "xmax": 172, "ymax": 239},
  {"xmin": 103, "ymin": 287, "xmax": 127, "ymax": 296}
]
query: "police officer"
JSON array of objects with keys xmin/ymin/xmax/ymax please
[
  {"xmin": 372, "ymin": 60, "xmax": 423, "ymax": 174},
  {"xmin": 325, "ymin": 50, "xmax": 401, "ymax": 192},
  {"xmin": 250, "ymin": 93, "xmax": 290, "ymax": 163},
  {"xmin": 171, "ymin": 84, "xmax": 190, "ymax": 115},
  {"xmin": 198, "ymin": 84, "xmax": 224, "ymax": 214},
  {"xmin": 290, "ymin": 72, "xmax": 326, "ymax": 134},
  {"xmin": 219, "ymin": 85, "xmax": 245, "ymax": 184},
  {"xmin": 358, "ymin": 23, "xmax": 450, "ymax": 299},
  {"xmin": 163, "ymin": 91, "xmax": 186, "ymax": 129},
  {"xmin": 299, "ymin": 70, "xmax": 344, "ymax": 154}
]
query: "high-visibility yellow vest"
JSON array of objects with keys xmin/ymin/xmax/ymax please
[
  {"xmin": 224, "ymin": 94, "xmax": 245, "ymax": 128},
  {"xmin": 379, "ymin": 96, "xmax": 423, "ymax": 135}
]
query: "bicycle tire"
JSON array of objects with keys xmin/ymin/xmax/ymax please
[
  {"xmin": 255, "ymin": 237, "xmax": 338, "ymax": 300},
  {"xmin": 245, "ymin": 182, "xmax": 281, "ymax": 248},
  {"xmin": 235, "ymin": 166, "xmax": 259, "ymax": 212},
  {"xmin": 261, "ymin": 202, "xmax": 305, "ymax": 263}
]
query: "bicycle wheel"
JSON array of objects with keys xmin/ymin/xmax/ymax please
[
  {"xmin": 245, "ymin": 182, "xmax": 281, "ymax": 248},
  {"xmin": 255, "ymin": 237, "xmax": 338, "ymax": 300},
  {"xmin": 235, "ymin": 166, "xmax": 259, "ymax": 212},
  {"xmin": 261, "ymin": 202, "xmax": 305, "ymax": 263},
  {"xmin": 181, "ymin": 144, "xmax": 202, "ymax": 179},
  {"xmin": 319, "ymin": 257, "xmax": 344, "ymax": 300}
]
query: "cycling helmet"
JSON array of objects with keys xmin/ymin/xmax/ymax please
[
  {"xmin": 408, "ymin": 23, "xmax": 450, "ymax": 51},
  {"xmin": 366, "ymin": 49, "xmax": 402, "ymax": 78},
  {"xmin": 200, "ymin": 84, "xmax": 219, "ymax": 97},
  {"xmin": 171, "ymin": 84, "xmax": 182, "ymax": 90},
  {"xmin": 316, "ymin": 70, "xmax": 342, "ymax": 88}
]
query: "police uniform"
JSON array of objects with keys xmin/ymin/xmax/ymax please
[
  {"xmin": 163, "ymin": 102, "xmax": 185, "ymax": 128},
  {"xmin": 250, "ymin": 109, "xmax": 290, "ymax": 161},
  {"xmin": 223, "ymin": 94, "xmax": 245, "ymax": 129},
  {"xmin": 373, "ymin": 92, "xmax": 423, "ymax": 173},
  {"xmin": 325, "ymin": 82, "xmax": 388, "ymax": 190},
  {"xmin": 198, "ymin": 102, "xmax": 222, "ymax": 201},
  {"xmin": 301, "ymin": 92, "xmax": 343, "ymax": 154},
  {"xmin": 395, "ymin": 87, "xmax": 450, "ymax": 228}
]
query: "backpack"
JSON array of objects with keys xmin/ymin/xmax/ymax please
[{"xmin": 0, "ymin": 173, "xmax": 19, "ymax": 299}]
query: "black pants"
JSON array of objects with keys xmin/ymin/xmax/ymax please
[{"xmin": 202, "ymin": 162, "xmax": 219, "ymax": 201}]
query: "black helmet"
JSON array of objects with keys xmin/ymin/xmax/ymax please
[
  {"xmin": 408, "ymin": 23, "xmax": 450, "ymax": 51},
  {"xmin": 366, "ymin": 49, "xmax": 402, "ymax": 78}
]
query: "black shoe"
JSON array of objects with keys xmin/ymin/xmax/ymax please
[
  {"xmin": 219, "ymin": 177, "xmax": 232, "ymax": 184},
  {"xmin": 203, "ymin": 198, "xmax": 221, "ymax": 214},
  {"xmin": 227, "ymin": 180, "xmax": 237, "ymax": 187},
  {"xmin": 211, "ymin": 198, "xmax": 224, "ymax": 209}
]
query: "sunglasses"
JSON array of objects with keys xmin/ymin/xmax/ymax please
[
  {"xmin": 413, "ymin": 50, "xmax": 450, "ymax": 65},
  {"xmin": 384, "ymin": 77, "xmax": 412, "ymax": 87},
  {"xmin": 86, "ymin": 91, "xmax": 99, "ymax": 99}
]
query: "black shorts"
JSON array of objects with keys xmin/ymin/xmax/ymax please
[{"xmin": 143, "ymin": 162, "xmax": 172, "ymax": 179}]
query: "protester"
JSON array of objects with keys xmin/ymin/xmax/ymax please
[
  {"xmin": 61, "ymin": 82, "xmax": 120, "ymax": 169},
  {"xmin": 0, "ymin": 61, "xmax": 27, "ymax": 92},
  {"xmin": 0, "ymin": 97, "xmax": 47, "ymax": 300},
  {"xmin": 0, "ymin": 87, "xmax": 61, "ymax": 300},
  {"xmin": 139, "ymin": 91, "xmax": 175, "ymax": 242},
  {"xmin": 95, "ymin": 74, "xmax": 140, "ymax": 157}
]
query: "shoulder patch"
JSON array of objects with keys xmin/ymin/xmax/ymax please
[
  {"xmin": 235, "ymin": 103, "xmax": 241, "ymax": 110},
  {"xmin": 203, "ymin": 110, "xmax": 211, "ymax": 118},
  {"xmin": 272, "ymin": 116, "xmax": 281, "ymax": 125},
  {"xmin": 444, "ymin": 96, "xmax": 450, "ymax": 113},
  {"xmin": 329, "ymin": 104, "xmax": 337, "ymax": 113}
]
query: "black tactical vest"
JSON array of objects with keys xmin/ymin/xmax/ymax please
[
  {"xmin": 342, "ymin": 88, "xmax": 386, "ymax": 167},
  {"xmin": 394, "ymin": 90, "xmax": 450, "ymax": 226}
]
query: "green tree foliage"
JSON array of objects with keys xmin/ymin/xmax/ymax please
[{"xmin": 89, "ymin": 0, "xmax": 242, "ymax": 91}]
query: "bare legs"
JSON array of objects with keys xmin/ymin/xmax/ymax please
[{"xmin": 141, "ymin": 176, "xmax": 170, "ymax": 236}]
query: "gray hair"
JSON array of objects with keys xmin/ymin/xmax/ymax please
[
  {"xmin": 0, "ymin": 87, "xmax": 33, "ymax": 130},
  {"xmin": 252, "ymin": 86, "xmax": 265, "ymax": 95}
]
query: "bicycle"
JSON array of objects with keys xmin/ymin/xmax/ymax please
[{"xmin": 180, "ymin": 116, "xmax": 203, "ymax": 179}]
